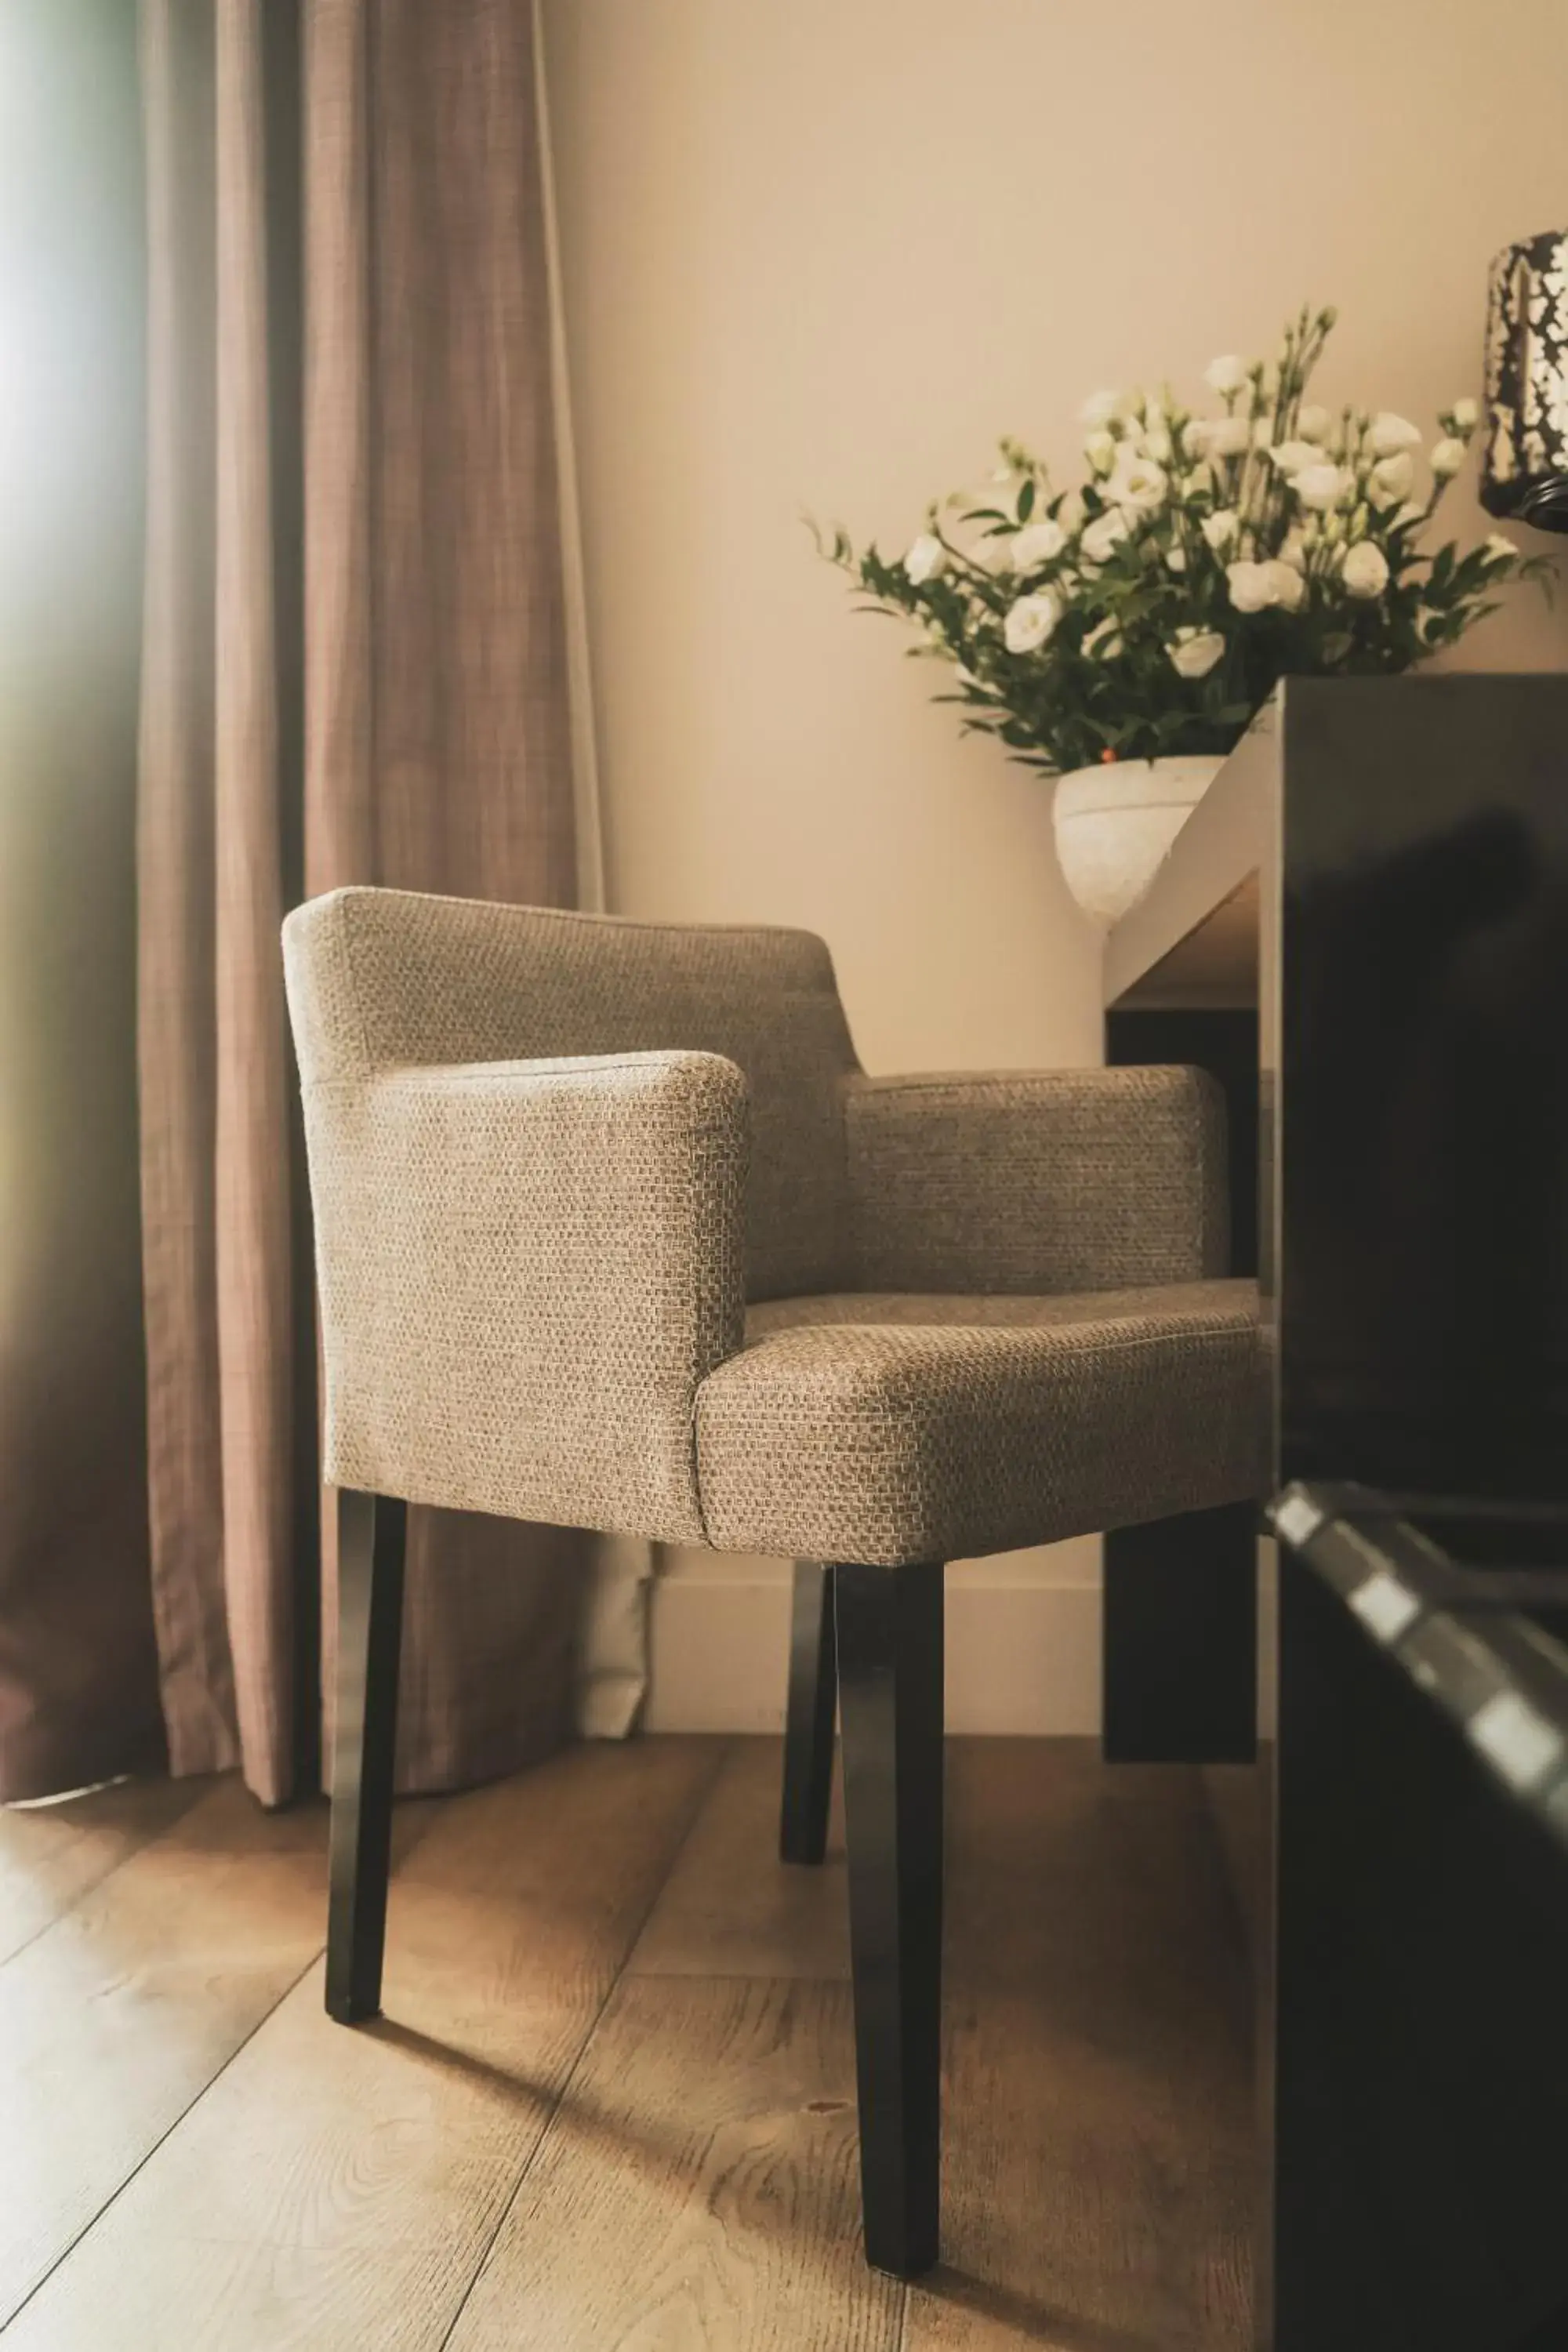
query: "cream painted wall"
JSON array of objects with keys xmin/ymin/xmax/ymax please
[{"xmin": 541, "ymin": 0, "xmax": 1568, "ymax": 1730}]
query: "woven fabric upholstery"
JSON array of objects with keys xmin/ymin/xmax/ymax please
[
  {"xmin": 746, "ymin": 1279, "xmax": 1247, "ymax": 1338},
  {"xmin": 845, "ymin": 1068, "xmax": 1228, "ymax": 1294},
  {"xmin": 296, "ymin": 1050, "xmax": 748, "ymax": 1543},
  {"xmin": 285, "ymin": 884, "xmax": 1264, "ymax": 1564},
  {"xmin": 285, "ymin": 887, "xmax": 858, "ymax": 1300},
  {"xmin": 697, "ymin": 1280, "xmax": 1265, "ymax": 1566}
]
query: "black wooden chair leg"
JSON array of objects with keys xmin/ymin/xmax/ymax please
[
  {"xmin": 326, "ymin": 1487, "xmax": 406, "ymax": 2025},
  {"xmin": 834, "ymin": 1559, "xmax": 944, "ymax": 2280},
  {"xmin": 780, "ymin": 1559, "xmax": 837, "ymax": 1864}
]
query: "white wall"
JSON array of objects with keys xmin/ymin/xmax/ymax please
[{"xmin": 542, "ymin": 0, "xmax": 1568, "ymax": 1730}]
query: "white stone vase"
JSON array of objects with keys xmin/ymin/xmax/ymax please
[{"xmin": 1052, "ymin": 754, "xmax": 1225, "ymax": 927}]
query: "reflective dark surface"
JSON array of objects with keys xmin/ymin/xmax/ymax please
[
  {"xmin": 1265, "ymin": 678, "xmax": 1568, "ymax": 2352},
  {"xmin": 1271, "ymin": 1544, "xmax": 1568, "ymax": 2352},
  {"xmin": 1276, "ymin": 676, "xmax": 1568, "ymax": 1503}
]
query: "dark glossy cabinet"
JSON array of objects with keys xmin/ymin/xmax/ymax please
[
  {"xmin": 1105, "ymin": 677, "xmax": 1568, "ymax": 2351},
  {"xmin": 1262, "ymin": 678, "xmax": 1568, "ymax": 2352}
]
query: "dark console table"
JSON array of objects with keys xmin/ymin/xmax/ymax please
[
  {"xmin": 1103, "ymin": 676, "xmax": 1568, "ymax": 2351},
  {"xmin": 1265, "ymin": 1485, "xmax": 1568, "ymax": 2352}
]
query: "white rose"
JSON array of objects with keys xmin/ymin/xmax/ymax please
[
  {"xmin": 1166, "ymin": 544, "xmax": 1188, "ymax": 572},
  {"xmin": 1341, "ymin": 540, "xmax": 1389, "ymax": 599},
  {"xmin": 1084, "ymin": 429, "xmax": 1116, "ymax": 476},
  {"xmin": 1262, "ymin": 557, "xmax": 1306, "ymax": 612},
  {"xmin": 1368, "ymin": 411, "xmax": 1422, "ymax": 457},
  {"xmin": 1056, "ymin": 488, "xmax": 1087, "ymax": 534},
  {"xmin": 1080, "ymin": 509, "xmax": 1130, "ymax": 564},
  {"xmin": 1269, "ymin": 439, "xmax": 1323, "ymax": 475},
  {"xmin": 1451, "ymin": 395, "xmax": 1480, "ymax": 431},
  {"xmin": 1110, "ymin": 456, "xmax": 1168, "ymax": 512},
  {"xmin": 1367, "ymin": 451, "xmax": 1414, "ymax": 509},
  {"xmin": 1201, "ymin": 509, "xmax": 1240, "ymax": 550},
  {"xmin": 1080, "ymin": 389, "xmax": 1123, "ymax": 427},
  {"xmin": 1204, "ymin": 354, "xmax": 1250, "ymax": 395},
  {"xmin": 1010, "ymin": 518, "xmax": 1068, "ymax": 570},
  {"xmin": 1483, "ymin": 532, "xmax": 1519, "ymax": 564},
  {"xmin": 1294, "ymin": 463, "xmax": 1351, "ymax": 511},
  {"xmin": 1167, "ymin": 626, "xmax": 1225, "ymax": 679},
  {"xmin": 1141, "ymin": 425, "xmax": 1174, "ymax": 464},
  {"xmin": 903, "ymin": 534, "xmax": 947, "ymax": 583},
  {"xmin": 1429, "ymin": 436, "xmax": 1467, "ymax": 478},
  {"xmin": 1297, "ymin": 404, "xmax": 1332, "ymax": 443},
  {"xmin": 1082, "ymin": 615, "xmax": 1124, "ymax": 659},
  {"xmin": 1226, "ymin": 560, "xmax": 1275, "ymax": 613},
  {"xmin": 1206, "ymin": 416, "xmax": 1251, "ymax": 459},
  {"xmin": 1004, "ymin": 590, "xmax": 1061, "ymax": 653},
  {"xmin": 1181, "ymin": 418, "xmax": 1212, "ymax": 460}
]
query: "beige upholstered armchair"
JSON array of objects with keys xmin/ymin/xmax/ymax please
[{"xmin": 283, "ymin": 884, "xmax": 1264, "ymax": 2278}]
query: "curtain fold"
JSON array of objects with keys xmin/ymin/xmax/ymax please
[
  {"xmin": 136, "ymin": 0, "xmax": 588, "ymax": 1806},
  {"xmin": 139, "ymin": 0, "xmax": 233, "ymax": 1779},
  {"xmin": 212, "ymin": 0, "xmax": 298, "ymax": 1792}
]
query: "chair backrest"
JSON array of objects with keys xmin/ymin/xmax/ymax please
[{"xmin": 284, "ymin": 887, "xmax": 862, "ymax": 1299}]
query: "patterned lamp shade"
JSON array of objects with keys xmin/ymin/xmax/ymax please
[{"xmin": 1483, "ymin": 228, "xmax": 1568, "ymax": 531}]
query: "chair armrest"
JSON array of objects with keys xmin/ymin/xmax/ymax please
[
  {"xmin": 844, "ymin": 1066, "xmax": 1229, "ymax": 1294},
  {"xmin": 301, "ymin": 1049, "xmax": 749, "ymax": 1544}
]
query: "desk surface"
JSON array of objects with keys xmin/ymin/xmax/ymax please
[{"xmin": 1102, "ymin": 711, "xmax": 1271, "ymax": 1011}]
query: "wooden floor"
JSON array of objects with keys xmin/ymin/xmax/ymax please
[{"xmin": 0, "ymin": 1738, "xmax": 1255, "ymax": 2350}]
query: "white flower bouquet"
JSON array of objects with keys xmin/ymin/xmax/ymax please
[{"xmin": 823, "ymin": 307, "xmax": 1551, "ymax": 776}]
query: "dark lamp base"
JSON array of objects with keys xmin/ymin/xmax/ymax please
[{"xmin": 1516, "ymin": 473, "xmax": 1568, "ymax": 534}]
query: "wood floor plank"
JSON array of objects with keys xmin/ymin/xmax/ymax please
[
  {"xmin": 442, "ymin": 1973, "xmax": 902, "ymax": 2352},
  {"xmin": 1200, "ymin": 1762, "xmax": 1267, "ymax": 1965},
  {"xmin": 0, "ymin": 1738, "xmax": 724, "ymax": 2352},
  {"xmin": 905, "ymin": 1740, "xmax": 1253, "ymax": 2352},
  {"xmin": 2, "ymin": 1735, "xmax": 1258, "ymax": 2352},
  {"xmin": 0, "ymin": 1776, "xmax": 332, "ymax": 2327},
  {"xmin": 630, "ymin": 1735, "xmax": 850, "ymax": 1981},
  {"xmin": 0, "ymin": 1774, "xmax": 205, "ymax": 1967},
  {"xmin": 4, "ymin": 2240, "xmax": 459, "ymax": 2352}
]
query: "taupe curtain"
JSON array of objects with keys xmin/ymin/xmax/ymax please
[
  {"xmin": 136, "ymin": 0, "xmax": 585, "ymax": 1807},
  {"xmin": 0, "ymin": 2, "xmax": 162, "ymax": 1802}
]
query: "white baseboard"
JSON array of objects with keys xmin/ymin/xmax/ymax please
[{"xmin": 644, "ymin": 1569, "xmax": 1102, "ymax": 1735}]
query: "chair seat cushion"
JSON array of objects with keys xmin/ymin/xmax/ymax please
[{"xmin": 694, "ymin": 1279, "xmax": 1265, "ymax": 1566}]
